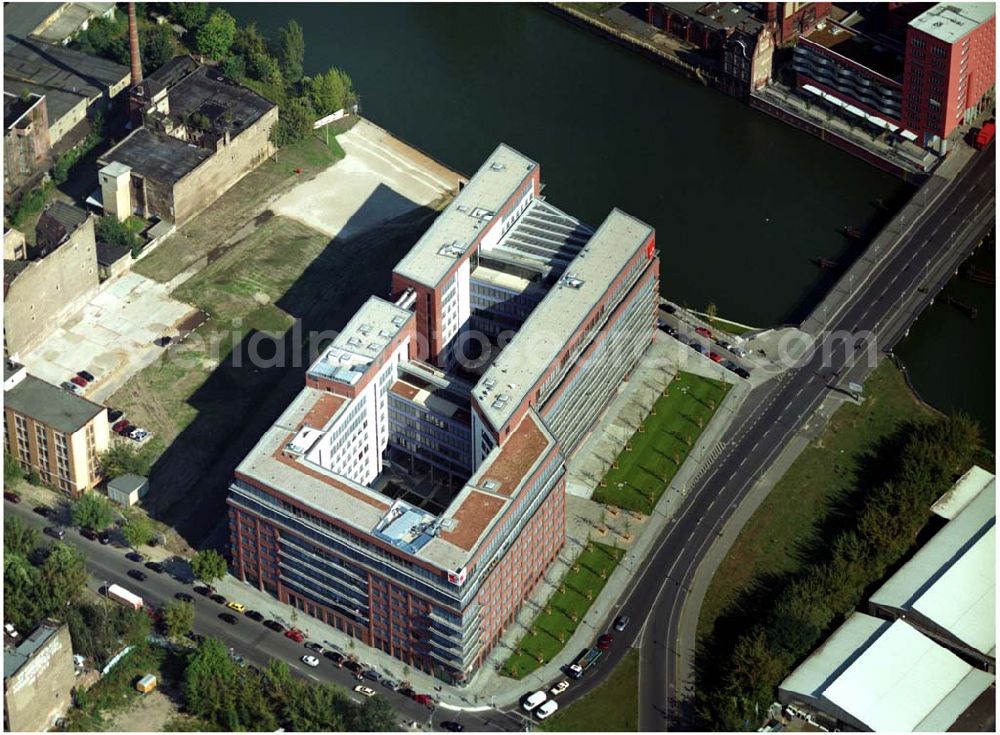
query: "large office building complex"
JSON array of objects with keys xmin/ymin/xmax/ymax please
[
  {"xmin": 228, "ymin": 144, "xmax": 658, "ymax": 683},
  {"xmin": 793, "ymin": 2, "xmax": 995, "ymax": 152}
]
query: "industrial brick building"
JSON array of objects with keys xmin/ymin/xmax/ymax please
[
  {"xmin": 3, "ymin": 360, "xmax": 109, "ymax": 496},
  {"xmin": 793, "ymin": 2, "xmax": 995, "ymax": 152},
  {"xmin": 3, "ymin": 620, "xmax": 76, "ymax": 732},
  {"xmin": 98, "ymin": 56, "xmax": 278, "ymax": 226},
  {"xmin": 228, "ymin": 144, "xmax": 658, "ymax": 684},
  {"xmin": 3, "ymin": 203, "xmax": 99, "ymax": 356},
  {"xmin": 4, "ymin": 91, "xmax": 51, "ymax": 197}
]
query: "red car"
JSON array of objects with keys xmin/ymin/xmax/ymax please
[
  {"xmin": 695, "ymin": 326, "xmax": 712, "ymax": 339},
  {"xmin": 113, "ymin": 420, "xmax": 130, "ymax": 434},
  {"xmin": 70, "ymin": 375, "xmax": 88, "ymax": 388},
  {"xmin": 284, "ymin": 628, "xmax": 304, "ymax": 643},
  {"xmin": 597, "ymin": 633, "xmax": 614, "ymax": 650},
  {"xmin": 709, "ymin": 352, "xmax": 723, "ymax": 363},
  {"xmin": 413, "ymin": 693, "xmax": 434, "ymax": 707},
  {"xmin": 3, "ymin": 491, "xmax": 20, "ymax": 504}
]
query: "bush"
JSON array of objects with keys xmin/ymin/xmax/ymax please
[
  {"xmin": 98, "ymin": 443, "xmax": 151, "ymax": 479},
  {"xmin": 271, "ymin": 97, "xmax": 315, "ymax": 147},
  {"xmin": 72, "ymin": 492, "xmax": 115, "ymax": 531}
]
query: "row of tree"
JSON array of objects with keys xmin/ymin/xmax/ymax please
[
  {"xmin": 73, "ymin": 8, "xmax": 176, "ymax": 73},
  {"xmin": 183, "ymin": 639, "xmax": 398, "ymax": 731},
  {"xmin": 4, "ymin": 517, "xmax": 88, "ymax": 632},
  {"xmin": 696, "ymin": 414, "xmax": 982, "ymax": 730}
]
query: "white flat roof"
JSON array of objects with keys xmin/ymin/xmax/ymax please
[
  {"xmin": 931, "ymin": 464, "xmax": 994, "ymax": 519},
  {"xmin": 473, "ymin": 208, "xmax": 653, "ymax": 430},
  {"xmin": 823, "ymin": 619, "xmax": 994, "ymax": 732},
  {"xmin": 910, "ymin": 3, "xmax": 995, "ymax": 44},
  {"xmin": 869, "ymin": 476, "xmax": 995, "ymax": 656},
  {"xmin": 393, "ymin": 143, "xmax": 537, "ymax": 288}
]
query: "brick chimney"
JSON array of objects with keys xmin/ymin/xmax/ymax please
[{"xmin": 128, "ymin": 2, "xmax": 143, "ymax": 86}]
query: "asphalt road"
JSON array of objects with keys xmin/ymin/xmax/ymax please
[
  {"xmin": 4, "ymin": 500, "xmax": 528, "ymax": 732},
  {"xmin": 534, "ymin": 144, "xmax": 995, "ymax": 732},
  {"xmin": 639, "ymin": 144, "xmax": 996, "ymax": 730}
]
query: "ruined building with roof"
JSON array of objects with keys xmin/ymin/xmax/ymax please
[
  {"xmin": 97, "ymin": 55, "xmax": 278, "ymax": 227},
  {"xmin": 227, "ymin": 144, "xmax": 659, "ymax": 684}
]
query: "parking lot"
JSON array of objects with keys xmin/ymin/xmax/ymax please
[{"xmin": 18, "ymin": 272, "xmax": 198, "ymax": 405}]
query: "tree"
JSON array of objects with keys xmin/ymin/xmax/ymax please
[
  {"xmin": 195, "ymin": 9, "xmax": 237, "ymax": 60},
  {"xmin": 184, "ymin": 638, "xmax": 240, "ymax": 727},
  {"xmin": 95, "ymin": 215, "xmax": 139, "ymax": 252},
  {"xmin": 38, "ymin": 543, "xmax": 88, "ymax": 613},
  {"xmin": 278, "ymin": 20, "xmax": 305, "ymax": 82},
  {"xmin": 191, "ymin": 549, "xmax": 227, "ymax": 584},
  {"xmin": 5, "ymin": 450, "xmax": 24, "ymax": 488},
  {"xmin": 349, "ymin": 694, "xmax": 397, "ymax": 731},
  {"xmin": 283, "ymin": 681, "xmax": 347, "ymax": 731},
  {"xmin": 66, "ymin": 602, "xmax": 150, "ymax": 666},
  {"xmin": 221, "ymin": 54, "xmax": 248, "ymax": 81},
  {"xmin": 4, "ymin": 554, "xmax": 44, "ymax": 631},
  {"xmin": 72, "ymin": 492, "xmax": 115, "ymax": 531},
  {"xmin": 163, "ymin": 600, "xmax": 195, "ymax": 639},
  {"xmin": 142, "ymin": 23, "xmax": 176, "ymax": 72},
  {"xmin": 272, "ymin": 97, "xmax": 315, "ymax": 147},
  {"xmin": 122, "ymin": 514, "xmax": 155, "ymax": 548},
  {"xmin": 170, "ymin": 2, "xmax": 208, "ymax": 30},
  {"xmin": 307, "ymin": 68, "xmax": 354, "ymax": 116},
  {"xmin": 248, "ymin": 51, "xmax": 282, "ymax": 84},
  {"xmin": 98, "ymin": 443, "xmax": 150, "ymax": 480},
  {"xmin": 4, "ymin": 516, "xmax": 38, "ymax": 557}
]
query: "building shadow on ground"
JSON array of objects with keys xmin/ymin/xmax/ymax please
[{"xmin": 138, "ymin": 184, "xmax": 442, "ymax": 550}]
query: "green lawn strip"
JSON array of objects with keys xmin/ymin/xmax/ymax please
[
  {"xmin": 540, "ymin": 649, "xmax": 639, "ymax": 732},
  {"xmin": 696, "ymin": 360, "xmax": 936, "ymax": 640},
  {"xmin": 706, "ymin": 316, "xmax": 755, "ymax": 336},
  {"xmin": 501, "ymin": 542, "xmax": 624, "ymax": 679},
  {"xmin": 593, "ymin": 372, "xmax": 730, "ymax": 515}
]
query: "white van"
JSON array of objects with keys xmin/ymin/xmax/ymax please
[
  {"xmin": 536, "ymin": 700, "xmax": 559, "ymax": 720},
  {"xmin": 522, "ymin": 691, "xmax": 547, "ymax": 712}
]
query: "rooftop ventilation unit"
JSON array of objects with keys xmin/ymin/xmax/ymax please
[
  {"xmin": 379, "ymin": 329, "xmax": 392, "ymax": 338},
  {"xmin": 558, "ymin": 273, "xmax": 585, "ymax": 289},
  {"xmin": 457, "ymin": 204, "xmax": 469, "ymax": 212},
  {"xmin": 483, "ymin": 480, "xmax": 500, "ymax": 491},
  {"xmin": 347, "ymin": 337, "xmax": 363, "ymax": 347},
  {"xmin": 367, "ymin": 342, "xmax": 380, "ymax": 351},
  {"xmin": 484, "ymin": 378, "xmax": 497, "ymax": 390},
  {"xmin": 490, "ymin": 162, "xmax": 506, "ymax": 172},
  {"xmin": 358, "ymin": 324, "xmax": 372, "ymax": 335},
  {"xmin": 438, "ymin": 241, "xmax": 465, "ymax": 258},
  {"xmin": 391, "ymin": 315, "xmax": 406, "ymax": 327}
]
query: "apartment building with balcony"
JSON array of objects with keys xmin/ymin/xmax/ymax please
[{"xmin": 228, "ymin": 144, "xmax": 658, "ymax": 684}]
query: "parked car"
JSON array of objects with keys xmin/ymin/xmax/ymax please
[
  {"xmin": 397, "ymin": 686, "xmax": 416, "ymax": 699},
  {"xmin": 549, "ymin": 680, "xmax": 570, "ymax": 696},
  {"xmin": 441, "ymin": 722, "xmax": 465, "ymax": 732},
  {"xmin": 145, "ymin": 561, "xmax": 164, "ymax": 573},
  {"xmin": 3, "ymin": 491, "xmax": 20, "ymax": 503},
  {"xmin": 244, "ymin": 610, "xmax": 264, "ymax": 622},
  {"xmin": 193, "ymin": 586, "xmax": 212, "ymax": 597},
  {"xmin": 80, "ymin": 528, "xmax": 98, "ymax": 541},
  {"xmin": 106, "ymin": 407, "xmax": 124, "ymax": 422},
  {"xmin": 209, "ymin": 594, "xmax": 227, "ymax": 605},
  {"xmin": 522, "ymin": 691, "xmax": 547, "ymax": 712},
  {"xmin": 613, "ymin": 615, "xmax": 630, "ymax": 632},
  {"xmin": 597, "ymin": 633, "xmax": 614, "ymax": 650},
  {"xmin": 709, "ymin": 352, "xmax": 723, "ymax": 363},
  {"xmin": 33, "ymin": 505, "xmax": 50, "ymax": 517},
  {"xmin": 263, "ymin": 619, "xmax": 285, "ymax": 633},
  {"xmin": 413, "ymin": 693, "xmax": 434, "ymax": 707},
  {"xmin": 175, "ymin": 592, "xmax": 195, "ymax": 603},
  {"xmin": 113, "ymin": 421, "xmax": 132, "ymax": 435},
  {"xmin": 695, "ymin": 326, "xmax": 712, "ymax": 338},
  {"xmin": 380, "ymin": 678, "xmax": 398, "ymax": 690},
  {"xmin": 284, "ymin": 628, "xmax": 304, "ymax": 643},
  {"xmin": 723, "ymin": 360, "xmax": 739, "ymax": 372},
  {"xmin": 735, "ymin": 367, "xmax": 751, "ymax": 379},
  {"xmin": 304, "ymin": 641, "xmax": 324, "ymax": 653},
  {"xmin": 61, "ymin": 381, "xmax": 83, "ymax": 395},
  {"xmin": 219, "ymin": 613, "xmax": 238, "ymax": 625},
  {"xmin": 77, "ymin": 370, "xmax": 95, "ymax": 382},
  {"xmin": 301, "ymin": 655, "xmax": 320, "ymax": 667},
  {"xmin": 154, "ymin": 336, "xmax": 173, "ymax": 347},
  {"xmin": 98, "ymin": 530, "xmax": 112, "ymax": 545},
  {"xmin": 127, "ymin": 569, "xmax": 148, "ymax": 582},
  {"xmin": 44, "ymin": 526, "xmax": 65, "ymax": 540},
  {"xmin": 129, "ymin": 429, "xmax": 150, "ymax": 442},
  {"xmin": 126, "ymin": 551, "xmax": 145, "ymax": 563},
  {"xmin": 715, "ymin": 339, "xmax": 732, "ymax": 351},
  {"xmin": 70, "ymin": 375, "xmax": 88, "ymax": 388},
  {"xmin": 325, "ymin": 651, "xmax": 346, "ymax": 667},
  {"xmin": 691, "ymin": 343, "xmax": 707, "ymax": 355},
  {"xmin": 226, "ymin": 601, "xmax": 246, "ymax": 614},
  {"xmin": 353, "ymin": 685, "xmax": 375, "ymax": 697},
  {"xmin": 536, "ymin": 700, "xmax": 559, "ymax": 720},
  {"xmin": 663, "ymin": 303, "xmax": 677, "ymax": 314},
  {"xmin": 364, "ymin": 669, "xmax": 382, "ymax": 682},
  {"xmin": 730, "ymin": 345, "xmax": 747, "ymax": 357},
  {"xmin": 664, "ymin": 325, "xmax": 679, "ymax": 337}
]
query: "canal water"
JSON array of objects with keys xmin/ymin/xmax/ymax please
[{"xmin": 229, "ymin": 3, "xmax": 994, "ymax": 440}]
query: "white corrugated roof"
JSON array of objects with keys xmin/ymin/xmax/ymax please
[
  {"xmin": 869, "ymin": 476, "xmax": 995, "ymax": 656},
  {"xmin": 823, "ymin": 619, "xmax": 994, "ymax": 731}
]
